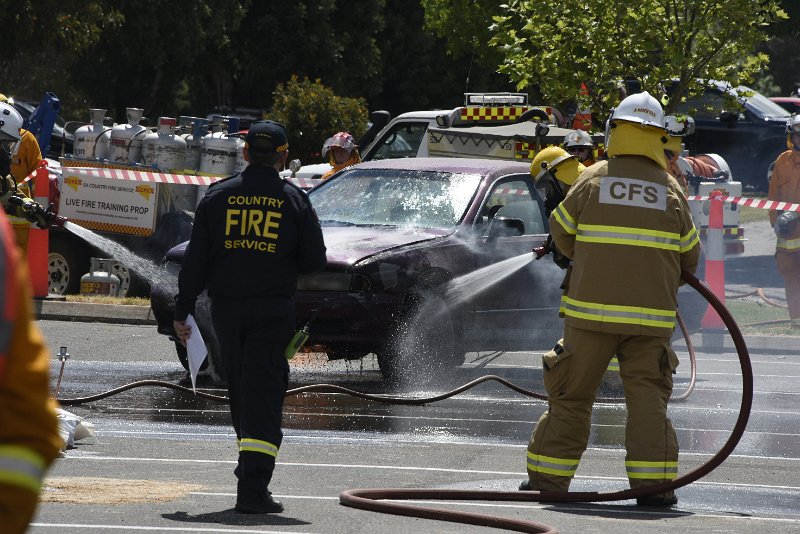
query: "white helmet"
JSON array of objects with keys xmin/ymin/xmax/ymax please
[
  {"xmin": 610, "ymin": 91, "xmax": 666, "ymax": 130},
  {"xmin": 786, "ymin": 114, "xmax": 800, "ymax": 135},
  {"xmin": 563, "ymin": 129, "xmax": 594, "ymax": 148},
  {"xmin": 0, "ymin": 102, "xmax": 23, "ymax": 143},
  {"xmin": 665, "ymin": 115, "xmax": 695, "ymax": 137}
]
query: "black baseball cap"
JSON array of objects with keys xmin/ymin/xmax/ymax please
[{"xmin": 245, "ymin": 120, "xmax": 288, "ymax": 153}]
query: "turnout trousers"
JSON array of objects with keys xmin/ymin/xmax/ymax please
[
  {"xmin": 212, "ymin": 297, "xmax": 294, "ymax": 497},
  {"xmin": 776, "ymin": 250, "xmax": 800, "ymax": 320},
  {"xmin": 527, "ymin": 325, "xmax": 679, "ymax": 498}
]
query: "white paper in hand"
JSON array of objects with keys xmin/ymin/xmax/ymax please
[{"xmin": 185, "ymin": 314, "xmax": 207, "ymax": 394}]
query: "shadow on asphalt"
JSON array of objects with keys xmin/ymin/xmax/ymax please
[
  {"xmin": 543, "ymin": 501, "xmax": 695, "ymax": 520},
  {"xmin": 725, "ymin": 254, "xmax": 781, "ymax": 288},
  {"xmin": 162, "ymin": 510, "xmax": 311, "ymax": 527}
]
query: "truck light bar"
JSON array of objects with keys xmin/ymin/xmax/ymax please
[{"xmin": 464, "ymin": 93, "xmax": 528, "ymax": 107}]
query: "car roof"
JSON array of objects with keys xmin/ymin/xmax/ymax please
[{"xmin": 351, "ymin": 157, "xmax": 532, "ymax": 177}]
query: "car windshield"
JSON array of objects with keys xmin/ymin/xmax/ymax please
[
  {"xmin": 309, "ymin": 168, "xmax": 481, "ymax": 229},
  {"xmin": 736, "ymin": 85, "xmax": 791, "ymax": 118}
]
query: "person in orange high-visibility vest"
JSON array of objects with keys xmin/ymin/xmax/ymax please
[
  {"xmin": 0, "ymin": 208, "xmax": 62, "ymax": 533},
  {"xmin": 320, "ymin": 132, "xmax": 361, "ymax": 180},
  {"xmin": 0, "ymin": 94, "xmax": 44, "ymax": 255},
  {"xmin": 768, "ymin": 115, "xmax": 800, "ymax": 325}
]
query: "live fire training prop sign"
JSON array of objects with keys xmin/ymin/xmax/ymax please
[{"xmin": 59, "ymin": 171, "xmax": 158, "ymax": 236}]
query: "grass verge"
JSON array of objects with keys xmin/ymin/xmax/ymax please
[
  {"xmin": 65, "ymin": 295, "xmax": 150, "ymax": 307},
  {"xmin": 725, "ymin": 298, "xmax": 796, "ymax": 336},
  {"xmin": 738, "ymin": 204, "xmax": 770, "ymax": 225}
]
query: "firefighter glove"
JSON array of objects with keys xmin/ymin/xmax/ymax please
[
  {"xmin": 774, "ymin": 211, "xmax": 799, "ymax": 238},
  {"xmin": 547, "ymin": 237, "xmax": 571, "ymax": 269}
]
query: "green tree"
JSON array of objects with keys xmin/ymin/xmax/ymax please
[
  {"xmin": 762, "ymin": 0, "xmax": 800, "ymax": 95},
  {"xmin": 420, "ymin": 0, "xmax": 503, "ymax": 68},
  {"xmin": 490, "ymin": 0, "xmax": 787, "ymax": 127},
  {"xmin": 0, "ymin": 0, "xmax": 122, "ymax": 112},
  {"xmin": 374, "ymin": 0, "xmax": 512, "ymax": 115},
  {"xmin": 270, "ymin": 76, "xmax": 368, "ymax": 164},
  {"xmin": 70, "ymin": 0, "xmax": 246, "ymax": 123}
]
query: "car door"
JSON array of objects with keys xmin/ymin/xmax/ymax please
[{"xmin": 463, "ymin": 174, "xmax": 563, "ymax": 351}]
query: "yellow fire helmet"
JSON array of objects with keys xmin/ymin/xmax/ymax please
[
  {"xmin": 606, "ymin": 91, "xmax": 670, "ymax": 169},
  {"xmin": 530, "ymin": 145, "xmax": 585, "ymax": 188}
]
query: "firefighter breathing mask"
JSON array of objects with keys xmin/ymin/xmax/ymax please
[{"xmin": 531, "ymin": 146, "xmax": 585, "ymax": 211}]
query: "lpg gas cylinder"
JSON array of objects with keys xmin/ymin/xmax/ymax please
[
  {"xmin": 109, "ymin": 108, "xmax": 147, "ymax": 163},
  {"xmin": 227, "ymin": 117, "xmax": 247, "ymax": 174},
  {"xmin": 182, "ymin": 117, "xmax": 209, "ymax": 173},
  {"xmin": 141, "ymin": 117, "xmax": 187, "ymax": 172},
  {"xmin": 199, "ymin": 117, "xmax": 239, "ymax": 176},
  {"xmin": 80, "ymin": 258, "xmax": 121, "ymax": 297},
  {"xmin": 73, "ymin": 109, "xmax": 111, "ymax": 160}
]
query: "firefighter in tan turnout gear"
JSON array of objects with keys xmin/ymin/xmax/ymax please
[
  {"xmin": 522, "ymin": 92, "xmax": 700, "ymax": 506},
  {"xmin": 0, "ymin": 208, "xmax": 62, "ymax": 532}
]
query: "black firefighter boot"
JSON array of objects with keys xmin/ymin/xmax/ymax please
[{"xmin": 235, "ymin": 490, "xmax": 284, "ymax": 514}]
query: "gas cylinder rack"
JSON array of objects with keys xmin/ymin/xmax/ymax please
[{"xmin": 51, "ymin": 110, "xmax": 248, "ymax": 296}]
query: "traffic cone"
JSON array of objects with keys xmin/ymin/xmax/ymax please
[
  {"xmin": 701, "ymin": 189, "xmax": 726, "ymax": 331},
  {"xmin": 27, "ymin": 160, "xmax": 50, "ymax": 298}
]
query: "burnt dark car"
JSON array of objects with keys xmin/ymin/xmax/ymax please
[{"xmin": 150, "ymin": 157, "xmax": 565, "ymax": 382}]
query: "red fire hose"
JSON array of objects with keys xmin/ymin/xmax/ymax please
[{"xmin": 337, "ymin": 271, "xmax": 753, "ymax": 533}]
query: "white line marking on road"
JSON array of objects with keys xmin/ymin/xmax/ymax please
[
  {"xmin": 57, "ymin": 456, "xmax": 800, "ymax": 490},
  {"xmin": 29, "ymin": 524, "xmax": 321, "ymax": 533}
]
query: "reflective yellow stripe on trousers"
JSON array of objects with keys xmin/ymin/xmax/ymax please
[
  {"xmin": 239, "ymin": 438, "xmax": 279, "ymax": 458},
  {"xmin": 625, "ymin": 460, "xmax": 678, "ymax": 480},
  {"xmin": 0, "ymin": 444, "xmax": 47, "ymax": 493},
  {"xmin": 560, "ymin": 296, "xmax": 676, "ymax": 329},
  {"xmin": 527, "ymin": 452, "xmax": 580, "ymax": 477}
]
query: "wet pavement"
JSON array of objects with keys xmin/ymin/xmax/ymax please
[
  {"xmin": 30, "ymin": 318, "xmax": 800, "ymax": 533},
  {"xmin": 25, "ymin": 218, "xmax": 800, "ymax": 533}
]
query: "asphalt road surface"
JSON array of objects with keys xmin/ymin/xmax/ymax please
[{"xmin": 28, "ymin": 317, "xmax": 800, "ymax": 534}]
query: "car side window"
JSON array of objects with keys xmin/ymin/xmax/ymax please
[
  {"xmin": 369, "ymin": 122, "xmax": 429, "ymax": 160},
  {"xmin": 478, "ymin": 178, "xmax": 545, "ymax": 235}
]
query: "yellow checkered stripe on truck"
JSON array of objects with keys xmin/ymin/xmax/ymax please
[
  {"xmin": 515, "ymin": 142, "xmax": 607, "ymax": 161},
  {"xmin": 515, "ymin": 142, "xmax": 563, "ymax": 160},
  {"xmin": 461, "ymin": 107, "xmax": 528, "ymax": 121},
  {"xmin": 69, "ymin": 219, "xmax": 153, "ymax": 237}
]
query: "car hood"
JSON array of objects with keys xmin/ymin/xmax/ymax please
[
  {"xmin": 322, "ymin": 225, "xmax": 449, "ymax": 266},
  {"xmin": 163, "ymin": 226, "xmax": 450, "ymax": 265}
]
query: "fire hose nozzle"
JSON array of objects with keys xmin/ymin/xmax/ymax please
[
  {"xmin": 533, "ymin": 245, "xmax": 550, "ymax": 260},
  {"xmin": 51, "ymin": 213, "xmax": 68, "ymax": 228}
]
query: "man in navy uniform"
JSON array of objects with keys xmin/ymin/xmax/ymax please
[{"xmin": 174, "ymin": 120, "xmax": 326, "ymax": 513}]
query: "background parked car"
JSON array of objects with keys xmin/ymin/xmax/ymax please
[{"xmin": 770, "ymin": 96, "xmax": 800, "ymax": 115}]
